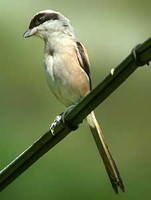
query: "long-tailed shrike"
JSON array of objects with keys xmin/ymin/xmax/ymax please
[{"xmin": 24, "ymin": 10, "xmax": 124, "ymax": 193}]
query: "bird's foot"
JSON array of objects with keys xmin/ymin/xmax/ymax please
[{"xmin": 61, "ymin": 105, "xmax": 79, "ymax": 131}]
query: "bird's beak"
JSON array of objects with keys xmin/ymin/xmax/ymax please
[{"xmin": 23, "ymin": 28, "xmax": 37, "ymax": 38}]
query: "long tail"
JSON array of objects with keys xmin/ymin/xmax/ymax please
[{"xmin": 86, "ymin": 111, "xmax": 125, "ymax": 193}]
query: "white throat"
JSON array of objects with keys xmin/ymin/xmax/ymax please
[{"xmin": 44, "ymin": 28, "xmax": 76, "ymax": 55}]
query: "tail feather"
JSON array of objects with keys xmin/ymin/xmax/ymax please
[{"xmin": 86, "ymin": 111, "xmax": 125, "ymax": 193}]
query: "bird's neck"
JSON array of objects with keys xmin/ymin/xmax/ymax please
[{"xmin": 44, "ymin": 31, "xmax": 75, "ymax": 55}]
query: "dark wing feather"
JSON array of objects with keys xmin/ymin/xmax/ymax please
[{"xmin": 76, "ymin": 41, "xmax": 92, "ymax": 89}]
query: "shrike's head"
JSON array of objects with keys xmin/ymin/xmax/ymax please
[{"xmin": 23, "ymin": 10, "xmax": 74, "ymax": 40}]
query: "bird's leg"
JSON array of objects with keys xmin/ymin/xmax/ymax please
[
  {"xmin": 50, "ymin": 104, "xmax": 79, "ymax": 135},
  {"xmin": 50, "ymin": 115, "xmax": 62, "ymax": 136},
  {"xmin": 61, "ymin": 104, "xmax": 79, "ymax": 131}
]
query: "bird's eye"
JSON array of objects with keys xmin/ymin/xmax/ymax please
[
  {"xmin": 37, "ymin": 16, "xmax": 44, "ymax": 23},
  {"xmin": 35, "ymin": 14, "xmax": 45, "ymax": 26},
  {"xmin": 29, "ymin": 13, "xmax": 59, "ymax": 29},
  {"xmin": 29, "ymin": 14, "xmax": 46, "ymax": 29}
]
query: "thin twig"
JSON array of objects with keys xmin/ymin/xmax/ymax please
[{"xmin": 0, "ymin": 38, "xmax": 151, "ymax": 192}]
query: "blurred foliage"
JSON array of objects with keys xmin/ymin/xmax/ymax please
[{"xmin": 0, "ymin": 0, "xmax": 151, "ymax": 199}]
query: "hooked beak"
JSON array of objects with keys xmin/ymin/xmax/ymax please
[{"xmin": 23, "ymin": 27, "xmax": 37, "ymax": 38}]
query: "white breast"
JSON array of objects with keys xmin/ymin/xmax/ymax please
[
  {"xmin": 44, "ymin": 54, "xmax": 62, "ymax": 101},
  {"xmin": 44, "ymin": 36, "xmax": 90, "ymax": 106},
  {"xmin": 44, "ymin": 52, "xmax": 73, "ymax": 106}
]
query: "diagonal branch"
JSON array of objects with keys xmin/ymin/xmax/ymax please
[{"xmin": 0, "ymin": 38, "xmax": 151, "ymax": 192}]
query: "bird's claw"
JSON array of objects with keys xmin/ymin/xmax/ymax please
[
  {"xmin": 61, "ymin": 105, "xmax": 79, "ymax": 131},
  {"xmin": 50, "ymin": 115, "xmax": 62, "ymax": 136}
]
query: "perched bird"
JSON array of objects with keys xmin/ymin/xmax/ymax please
[{"xmin": 24, "ymin": 10, "xmax": 124, "ymax": 193}]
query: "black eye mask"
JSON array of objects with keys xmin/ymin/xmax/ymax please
[{"xmin": 29, "ymin": 13, "xmax": 59, "ymax": 29}]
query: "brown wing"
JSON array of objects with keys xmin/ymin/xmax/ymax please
[{"xmin": 75, "ymin": 41, "xmax": 92, "ymax": 89}]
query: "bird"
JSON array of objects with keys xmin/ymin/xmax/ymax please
[{"xmin": 23, "ymin": 10, "xmax": 125, "ymax": 193}]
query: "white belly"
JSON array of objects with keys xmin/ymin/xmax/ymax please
[
  {"xmin": 44, "ymin": 49, "xmax": 90, "ymax": 107},
  {"xmin": 44, "ymin": 55, "xmax": 82, "ymax": 106}
]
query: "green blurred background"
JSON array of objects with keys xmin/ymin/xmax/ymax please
[{"xmin": 1, "ymin": 0, "xmax": 151, "ymax": 199}]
